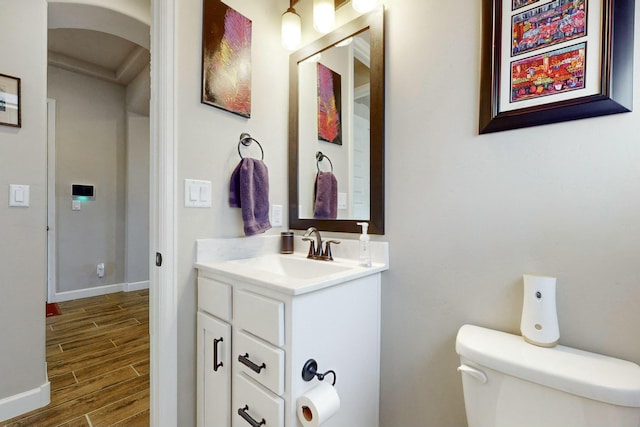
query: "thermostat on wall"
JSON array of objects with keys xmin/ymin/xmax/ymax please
[{"xmin": 72, "ymin": 184, "xmax": 95, "ymax": 201}]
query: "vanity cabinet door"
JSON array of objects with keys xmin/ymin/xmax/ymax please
[{"xmin": 197, "ymin": 312, "xmax": 231, "ymax": 427}]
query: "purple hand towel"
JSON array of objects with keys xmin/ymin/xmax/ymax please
[
  {"xmin": 313, "ymin": 171, "xmax": 338, "ymax": 219},
  {"xmin": 229, "ymin": 161, "xmax": 242, "ymax": 208},
  {"xmin": 229, "ymin": 158, "xmax": 272, "ymax": 236}
]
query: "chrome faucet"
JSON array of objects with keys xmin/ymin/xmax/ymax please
[{"xmin": 302, "ymin": 227, "xmax": 340, "ymax": 261}]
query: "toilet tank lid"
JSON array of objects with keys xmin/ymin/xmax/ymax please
[{"xmin": 456, "ymin": 324, "xmax": 640, "ymax": 408}]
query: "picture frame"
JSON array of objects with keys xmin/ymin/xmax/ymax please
[
  {"xmin": 0, "ymin": 73, "xmax": 21, "ymax": 128},
  {"xmin": 479, "ymin": 0, "xmax": 635, "ymax": 134},
  {"xmin": 201, "ymin": 0, "xmax": 252, "ymax": 118}
]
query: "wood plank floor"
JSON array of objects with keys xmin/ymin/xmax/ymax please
[{"xmin": 3, "ymin": 290, "xmax": 150, "ymax": 427}]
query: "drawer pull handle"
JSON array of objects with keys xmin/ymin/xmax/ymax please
[
  {"xmin": 238, "ymin": 405, "xmax": 266, "ymax": 427},
  {"xmin": 238, "ymin": 353, "xmax": 266, "ymax": 374},
  {"xmin": 213, "ymin": 337, "xmax": 223, "ymax": 372}
]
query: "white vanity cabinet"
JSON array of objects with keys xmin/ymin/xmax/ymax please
[{"xmin": 196, "ymin": 260, "xmax": 383, "ymax": 427}]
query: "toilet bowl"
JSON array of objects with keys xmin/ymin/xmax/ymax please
[{"xmin": 456, "ymin": 324, "xmax": 640, "ymax": 427}]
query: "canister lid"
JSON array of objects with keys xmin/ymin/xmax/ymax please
[{"xmin": 456, "ymin": 324, "xmax": 640, "ymax": 408}]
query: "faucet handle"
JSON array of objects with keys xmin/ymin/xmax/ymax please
[
  {"xmin": 323, "ymin": 240, "xmax": 340, "ymax": 261},
  {"xmin": 302, "ymin": 237, "xmax": 316, "ymax": 258}
]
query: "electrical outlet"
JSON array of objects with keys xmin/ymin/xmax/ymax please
[{"xmin": 97, "ymin": 262, "xmax": 105, "ymax": 278}]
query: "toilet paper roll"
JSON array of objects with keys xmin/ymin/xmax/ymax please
[{"xmin": 296, "ymin": 382, "xmax": 341, "ymax": 427}]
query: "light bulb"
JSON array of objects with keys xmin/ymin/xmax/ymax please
[
  {"xmin": 281, "ymin": 8, "xmax": 301, "ymax": 51},
  {"xmin": 352, "ymin": 0, "xmax": 377, "ymax": 13},
  {"xmin": 313, "ymin": 0, "xmax": 335, "ymax": 34}
]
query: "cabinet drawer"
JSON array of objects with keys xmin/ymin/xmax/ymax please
[
  {"xmin": 232, "ymin": 373, "xmax": 284, "ymax": 427},
  {"xmin": 234, "ymin": 290, "xmax": 284, "ymax": 347},
  {"xmin": 235, "ymin": 330, "xmax": 285, "ymax": 396},
  {"xmin": 198, "ymin": 277, "xmax": 231, "ymax": 321}
]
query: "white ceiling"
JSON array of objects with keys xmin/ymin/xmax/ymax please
[{"xmin": 48, "ymin": 28, "xmax": 150, "ymax": 86}]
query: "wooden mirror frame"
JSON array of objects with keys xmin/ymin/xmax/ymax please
[{"xmin": 288, "ymin": 7, "xmax": 385, "ymax": 234}]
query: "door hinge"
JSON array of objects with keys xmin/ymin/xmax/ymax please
[{"xmin": 155, "ymin": 252, "xmax": 163, "ymax": 267}]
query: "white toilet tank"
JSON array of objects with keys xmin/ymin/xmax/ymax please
[{"xmin": 456, "ymin": 324, "xmax": 640, "ymax": 427}]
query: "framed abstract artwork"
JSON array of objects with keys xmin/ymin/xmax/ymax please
[
  {"xmin": 317, "ymin": 63, "xmax": 342, "ymax": 145},
  {"xmin": 0, "ymin": 73, "xmax": 21, "ymax": 128},
  {"xmin": 201, "ymin": 0, "xmax": 252, "ymax": 118},
  {"xmin": 479, "ymin": 0, "xmax": 635, "ymax": 134}
]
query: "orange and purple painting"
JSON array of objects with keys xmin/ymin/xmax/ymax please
[
  {"xmin": 317, "ymin": 63, "xmax": 342, "ymax": 145},
  {"xmin": 511, "ymin": 42, "xmax": 586, "ymax": 102},
  {"xmin": 202, "ymin": 0, "xmax": 252, "ymax": 118}
]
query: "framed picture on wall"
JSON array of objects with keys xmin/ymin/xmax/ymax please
[
  {"xmin": 201, "ymin": 0, "xmax": 252, "ymax": 118},
  {"xmin": 479, "ymin": 0, "xmax": 635, "ymax": 134},
  {"xmin": 0, "ymin": 73, "xmax": 21, "ymax": 128}
]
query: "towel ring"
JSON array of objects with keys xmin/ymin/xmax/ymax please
[
  {"xmin": 316, "ymin": 151, "xmax": 333, "ymax": 172},
  {"xmin": 238, "ymin": 132, "xmax": 264, "ymax": 160}
]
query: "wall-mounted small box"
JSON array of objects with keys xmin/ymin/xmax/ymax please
[{"xmin": 72, "ymin": 184, "xmax": 95, "ymax": 201}]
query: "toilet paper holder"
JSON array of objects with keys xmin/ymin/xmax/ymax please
[{"xmin": 301, "ymin": 359, "xmax": 337, "ymax": 386}]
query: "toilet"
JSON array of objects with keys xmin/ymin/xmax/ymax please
[{"xmin": 456, "ymin": 324, "xmax": 640, "ymax": 427}]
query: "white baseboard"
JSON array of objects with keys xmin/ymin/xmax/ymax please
[
  {"xmin": 52, "ymin": 281, "xmax": 149, "ymax": 302},
  {"xmin": 0, "ymin": 373, "xmax": 50, "ymax": 422},
  {"xmin": 125, "ymin": 280, "xmax": 150, "ymax": 292}
]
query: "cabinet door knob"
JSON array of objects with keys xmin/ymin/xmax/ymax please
[
  {"xmin": 238, "ymin": 353, "xmax": 266, "ymax": 374},
  {"xmin": 213, "ymin": 337, "xmax": 223, "ymax": 372},
  {"xmin": 238, "ymin": 405, "xmax": 266, "ymax": 427}
]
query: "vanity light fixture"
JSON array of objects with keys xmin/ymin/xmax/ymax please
[
  {"xmin": 282, "ymin": 0, "xmax": 379, "ymax": 50},
  {"xmin": 334, "ymin": 36, "xmax": 353, "ymax": 47},
  {"xmin": 282, "ymin": 0, "xmax": 302, "ymax": 51},
  {"xmin": 313, "ymin": 0, "xmax": 336, "ymax": 34},
  {"xmin": 351, "ymin": 0, "xmax": 378, "ymax": 13}
]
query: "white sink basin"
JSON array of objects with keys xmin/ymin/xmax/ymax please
[
  {"xmin": 227, "ymin": 254, "xmax": 352, "ymax": 279},
  {"xmin": 197, "ymin": 252, "xmax": 387, "ymax": 295}
]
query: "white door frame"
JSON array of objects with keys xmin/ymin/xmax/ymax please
[
  {"xmin": 150, "ymin": 0, "xmax": 178, "ymax": 426},
  {"xmin": 47, "ymin": 98, "xmax": 56, "ymax": 303}
]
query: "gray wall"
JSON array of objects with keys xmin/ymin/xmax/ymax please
[
  {"xmin": 175, "ymin": 0, "xmax": 290, "ymax": 424},
  {"xmin": 0, "ymin": 0, "xmax": 48, "ymax": 404},
  {"xmin": 380, "ymin": 1, "xmax": 640, "ymax": 426},
  {"xmin": 126, "ymin": 112, "xmax": 150, "ymax": 284},
  {"xmin": 48, "ymin": 66, "xmax": 127, "ymax": 293}
]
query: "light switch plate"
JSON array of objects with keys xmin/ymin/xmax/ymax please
[
  {"xmin": 272, "ymin": 204, "xmax": 283, "ymax": 227},
  {"xmin": 184, "ymin": 179, "xmax": 212, "ymax": 208},
  {"xmin": 9, "ymin": 184, "xmax": 30, "ymax": 207}
]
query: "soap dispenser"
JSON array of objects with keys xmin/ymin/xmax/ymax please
[{"xmin": 356, "ymin": 222, "xmax": 371, "ymax": 267}]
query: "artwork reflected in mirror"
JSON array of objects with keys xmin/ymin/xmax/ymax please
[
  {"xmin": 289, "ymin": 8, "xmax": 383, "ymax": 234},
  {"xmin": 317, "ymin": 63, "xmax": 343, "ymax": 146}
]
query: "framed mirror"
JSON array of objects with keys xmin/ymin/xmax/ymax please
[{"xmin": 288, "ymin": 7, "xmax": 385, "ymax": 234}]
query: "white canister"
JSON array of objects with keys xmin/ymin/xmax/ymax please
[{"xmin": 520, "ymin": 274, "xmax": 559, "ymax": 347}]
